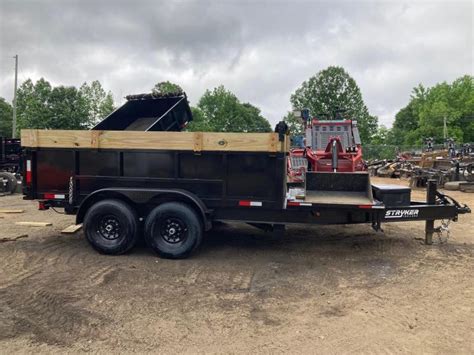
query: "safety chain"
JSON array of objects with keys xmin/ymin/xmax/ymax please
[
  {"xmin": 69, "ymin": 176, "xmax": 74, "ymax": 205},
  {"xmin": 434, "ymin": 219, "xmax": 451, "ymax": 244}
]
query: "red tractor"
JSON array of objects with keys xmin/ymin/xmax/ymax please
[{"xmin": 288, "ymin": 111, "xmax": 366, "ymax": 184}]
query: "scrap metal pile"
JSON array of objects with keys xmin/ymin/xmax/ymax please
[
  {"xmin": 0, "ymin": 137, "xmax": 21, "ymax": 194},
  {"xmin": 368, "ymin": 142, "xmax": 474, "ymax": 191}
]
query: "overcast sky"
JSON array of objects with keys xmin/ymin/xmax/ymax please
[{"xmin": 0, "ymin": 0, "xmax": 472, "ymax": 127}]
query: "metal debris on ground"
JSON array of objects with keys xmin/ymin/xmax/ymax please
[{"xmin": 367, "ymin": 142, "xmax": 474, "ymax": 190}]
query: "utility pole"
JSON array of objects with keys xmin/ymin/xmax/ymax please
[
  {"xmin": 12, "ymin": 55, "xmax": 18, "ymax": 138},
  {"xmin": 443, "ymin": 115, "xmax": 447, "ymax": 140}
]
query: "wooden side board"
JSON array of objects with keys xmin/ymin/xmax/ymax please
[{"xmin": 21, "ymin": 129, "xmax": 289, "ymax": 153}]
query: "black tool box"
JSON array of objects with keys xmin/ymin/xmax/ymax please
[{"xmin": 372, "ymin": 184, "xmax": 411, "ymax": 207}]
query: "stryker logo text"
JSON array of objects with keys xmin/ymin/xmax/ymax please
[{"xmin": 385, "ymin": 209, "xmax": 419, "ymax": 219}]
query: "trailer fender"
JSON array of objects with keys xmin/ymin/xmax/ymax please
[{"xmin": 76, "ymin": 188, "xmax": 212, "ymax": 230}]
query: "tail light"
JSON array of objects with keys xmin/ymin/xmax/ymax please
[
  {"xmin": 43, "ymin": 193, "xmax": 65, "ymax": 199},
  {"xmin": 25, "ymin": 160, "xmax": 32, "ymax": 185}
]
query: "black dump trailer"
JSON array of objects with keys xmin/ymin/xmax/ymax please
[{"xmin": 21, "ymin": 124, "xmax": 470, "ymax": 258}]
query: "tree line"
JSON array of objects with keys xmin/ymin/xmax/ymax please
[
  {"xmin": 0, "ymin": 79, "xmax": 114, "ymax": 136},
  {"xmin": 0, "ymin": 68, "xmax": 472, "ymax": 146},
  {"xmin": 381, "ymin": 75, "xmax": 473, "ymax": 146},
  {"xmin": 283, "ymin": 67, "xmax": 473, "ymax": 146},
  {"xmin": 0, "ymin": 79, "xmax": 272, "ymax": 136},
  {"xmin": 152, "ymin": 82, "xmax": 271, "ymax": 133},
  {"xmin": 284, "ymin": 66, "xmax": 378, "ymax": 143}
]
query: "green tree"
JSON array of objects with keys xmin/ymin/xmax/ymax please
[
  {"xmin": 186, "ymin": 106, "xmax": 212, "ymax": 131},
  {"xmin": 0, "ymin": 97, "xmax": 13, "ymax": 137},
  {"xmin": 239, "ymin": 103, "xmax": 272, "ymax": 132},
  {"xmin": 370, "ymin": 125, "xmax": 390, "ymax": 145},
  {"xmin": 290, "ymin": 66, "xmax": 378, "ymax": 143},
  {"xmin": 282, "ymin": 111, "xmax": 304, "ymax": 136},
  {"xmin": 47, "ymin": 86, "xmax": 90, "ymax": 129},
  {"xmin": 16, "ymin": 78, "xmax": 114, "ymax": 132},
  {"xmin": 187, "ymin": 86, "xmax": 271, "ymax": 132},
  {"xmin": 391, "ymin": 75, "xmax": 474, "ymax": 145},
  {"xmin": 16, "ymin": 78, "xmax": 53, "ymax": 131},
  {"xmin": 80, "ymin": 80, "xmax": 115, "ymax": 126},
  {"xmin": 152, "ymin": 81, "xmax": 184, "ymax": 95}
]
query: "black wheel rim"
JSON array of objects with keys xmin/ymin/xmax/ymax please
[
  {"xmin": 97, "ymin": 215, "xmax": 122, "ymax": 240},
  {"xmin": 159, "ymin": 217, "xmax": 187, "ymax": 244}
]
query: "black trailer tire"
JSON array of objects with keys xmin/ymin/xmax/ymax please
[
  {"xmin": 144, "ymin": 202, "xmax": 203, "ymax": 259},
  {"xmin": 83, "ymin": 199, "xmax": 139, "ymax": 255},
  {"xmin": 0, "ymin": 172, "xmax": 17, "ymax": 194}
]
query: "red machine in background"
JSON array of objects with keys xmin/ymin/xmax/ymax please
[{"xmin": 288, "ymin": 110, "xmax": 366, "ymax": 183}]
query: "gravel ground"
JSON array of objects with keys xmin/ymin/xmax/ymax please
[{"xmin": 0, "ymin": 177, "xmax": 473, "ymax": 354}]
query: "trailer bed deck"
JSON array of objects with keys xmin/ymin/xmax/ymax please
[{"xmin": 305, "ymin": 190, "xmax": 373, "ymax": 205}]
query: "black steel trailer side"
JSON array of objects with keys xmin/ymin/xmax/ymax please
[{"xmin": 22, "ymin": 137, "xmax": 470, "ymax": 258}]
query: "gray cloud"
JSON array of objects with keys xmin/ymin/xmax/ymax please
[{"xmin": 0, "ymin": 0, "xmax": 472, "ymax": 127}]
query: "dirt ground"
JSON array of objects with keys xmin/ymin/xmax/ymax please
[{"xmin": 0, "ymin": 177, "xmax": 473, "ymax": 354}]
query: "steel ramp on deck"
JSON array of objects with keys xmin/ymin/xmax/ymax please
[{"xmin": 304, "ymin": 171, "xmax": 373, "ymax": 206}]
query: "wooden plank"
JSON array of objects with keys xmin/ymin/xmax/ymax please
[
  {"xmin": 0, "ymin": 209, "xmax": 24, "ymax": 213},
  {"xmin": 15, "ymin": 221, "xmax": 52, "ymax": 227},
  {"xmin": 91, "ymin": 130, "xmax": 101, "ymax": 149},
  {"xmin": 193, "ymin": 132, "xmax": 203, "ymax": 152},
  {"xmin": 305, "ymin": 191, "xmax": 373, "ymax": 205},
  {"xmin": 21, "ymin": 129, "xmax": 38, "ymax": 147},
  {"xmin": 0, "ymin": 234, "xmax": 28, "ymax": 243},
  {"xmin": 61, "ymin": 224, "xmax": 83, "ymax": 234},
  {"xmin": 21, "ymin": 129, "xmax": 289, "ymax": 153},
  {"xmin": 201, "ymin": 132, "xmax": 281, "ymax": 152},
  {"xmin": 269, "ymin": 133, "xmax": 278, "ymax": 153}
]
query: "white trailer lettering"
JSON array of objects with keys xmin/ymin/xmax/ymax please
[{"xmin": 385, "ymin": 209, "xmax": 419, "ymax": 219}]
